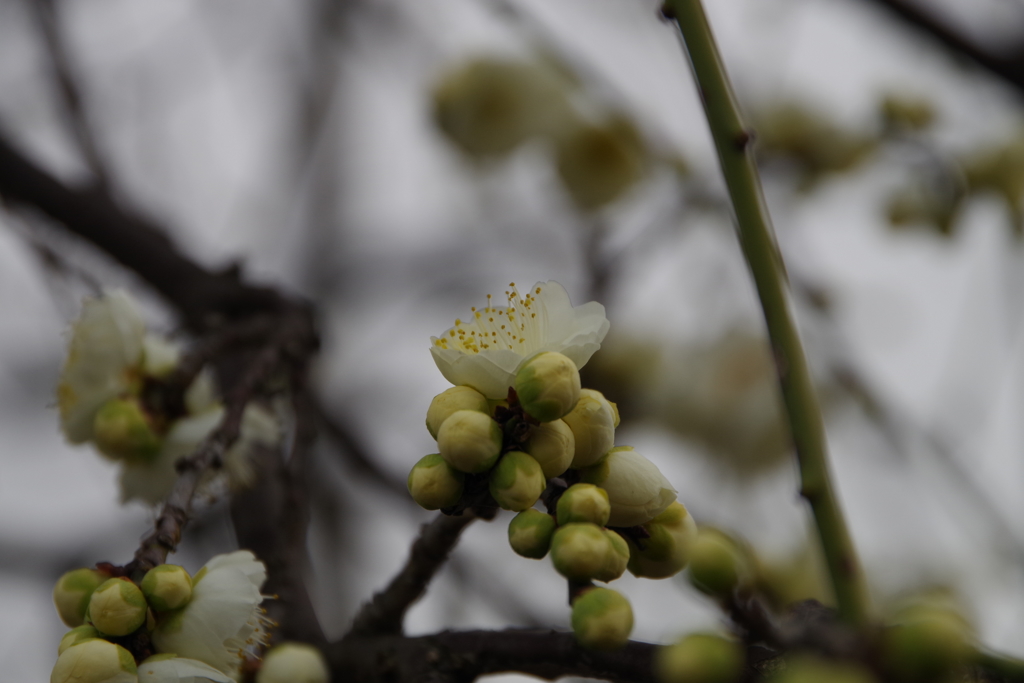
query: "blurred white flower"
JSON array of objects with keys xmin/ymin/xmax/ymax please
[
  {"xmin": 151, "ymin": 551, "xmax": 270, "ymax": 677},
  {"xmin": 58, "ymin": 290, "xmax": 146, "ymax": 443},
  {"xmin": 137, "ymin": 655, "xmax": 233, "ymax": 683},
  {"xmin": 430, "ymin": 281, "xmax": 609, "ymax": 399}
]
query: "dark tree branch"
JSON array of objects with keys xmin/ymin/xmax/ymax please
[
  {"xmin": 346, "ymin": 512, "xmax": 477, "ymax": 638},
  {"xmin": 329, "ymin": 629, "xmax": 657, "ymax": 683}
]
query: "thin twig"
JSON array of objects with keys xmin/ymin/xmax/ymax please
[
  {"xmin": 346, "ymin": 511, "xmax": 477, "ymax": 637},
  {"xmin": 663, "ymin": 0, "xmax": 870, "ymax": 624}
]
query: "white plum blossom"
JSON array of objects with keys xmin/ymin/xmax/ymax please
[
  {"xmin": 137, "ymin": 655, "xmax": 233, "ymax": 683},
  {"xmin": 430, "ymin": 281, "xmax": 609, "ymax": 399},
  {"xmin": 152, "ymin": 551, "xmax": 271, "ymax": 677}
]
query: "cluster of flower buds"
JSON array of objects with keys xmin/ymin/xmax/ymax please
[
  {"xmin": 412, "ymin": 345, "xmax": 690, "ymax": 650},
  {"xmin": 50, "ymin": 552, "xmax": 279, "ymax": 683}
]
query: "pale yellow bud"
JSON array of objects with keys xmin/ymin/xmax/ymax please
[
  {"xmin": 257, "ymin": 642, "xmax": 329, "ymax": 683},
  {"xmin": 563, "ymin": 388, "xmax": 617, "ymax": 468},
  {"xmin": 687, "ymin": 529, "xmax": 746, "ymax": 597},
  {"xmin": 550, "ymin": 523, "xmax": 615, "ymax": 582},
  {"xmin": 507, "ymin": 509, "xmax": 556, "ymax": 559},
  {"xmin": 515, "ymin": 352, "xmax": 581, "ymax": 422},
  {"xmin": 489, "ymin": 451, "xmax": 546, "ymax": 511},
  {"xmin": 88, "ymin": 578, "xmax": 147, "ymax": 637},
  {"xmin": 556, "ymin": 483, "xmax": 610, "ymax": 527},
  {"xmin": 407, "ymin": 453, "xmax": 465, "ymax": 510},
  {"xmin": 426, "ymin": 386, "xmax": 489, "ymax": 439},
  {"xmin": 656, "ymin": 633, "xmax": 743, "ymax": 683},
  {"xmin": 627, "ymin": 502, "xmax": 698, "ymax": 579},
  {"xmin": 595, "ymin": 528, "xmax": 630, "ymax": 583},
  {"xmin": 580, "ymin": 446, "xmax": 676, "ymax": 526},
  {"xmin": 93, "ymin": 397, "xmax": 162, "ymax": 463},
  {"xmin": 58, "ymin": 625, "xmax": 99, "ymax": 655},
  {"xmin": 556, "ymin": 116, "xmax": 646, "ymax": 211},
  {"xmin": 141, "ymin": 564, "xmax": 192, "ymax": 612},
  {"xmin": 437, "ymin": 410, "xmax": 502, "ymax": 473},
  {"xmin": 524, "ymin": 419, "xmax": 574, "ymax": 478},
  {"xmin": 53, "ymin": 568, "xmax": 105, "ymax": 627},
  {"xmin": 881, "ymin": 602, "xmax": 971, "ymax": 682},
  {"xmin": 777, "ymin": 656, "xmax": 878, "ymax": 683},
  {"xmin": 50, "ymin": 639, "xmax": 138, "ymax": 683},
  {"xmin": 571, "ymin": 587, "xmax": 634, "ymax": 650}
]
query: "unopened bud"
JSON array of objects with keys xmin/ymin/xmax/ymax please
[
  {"xmin": 777, "ymin": 656, "xmax": 878, "ymax": 683},
  {"xmin": 88, "ymin": 578, "xmax": 147, "ymax": 637},
  {"xmin": 594, "ymin": 528, "xmax": 630, "ymax": 583},
  {"xmin": 489, "ymin": 451, "xmax": 546, "ymax": 511},
  {"xmin": 571, "ymin": 587, "xmax": 634, "ymax": 650},
  {"xmin": 50, "ymin": 639, "xmax": 138, "ymax": 683},
  {"xmin": 407, "ymin": 453, "xmax": 465, "ymax": 510},
  {"xmin": 881, "ymin": 603, "xmax": 970, "ymax": 681},
  {"xmin": 515, "ymin": 352, "xmax": 581, "ymax": 422},
  {"xmin": 53, "ymin": 568, "xmax": 105, "ymax": 627},
  {"xmin": 426, "ymin": 386, "xmax": 489, "ymax": 439},
  {"xmin": 58, "ymin": 625, "xmax": 100, "ymax": 655},
  {"xmin": 557, "ymin": 483, "xmax": 610, "ymax": 527},
  {"xmin": 507, "ymin": 509, "xmax": 557, "ymax": 559},
  {"xmin": 627, "ymin": 502, "xmax": 698, "ymax": 579},
  {"xmin": 141, "ymin": 564, "xmax": 192, "ymax": 612},
  {"xmin": 257, "ymin": 642, "xmax": 330, "ymax": 683},
  {"xmin": 437, "ymin": 410, "xmax": 502, "ymax": 473},
  {"xmin": 687, "ymin": 529, "xmax": 745, "ymax": 597},
  {"xmin": 550, "ymin": 523, "xmax": 615, "ymax": 582},
  {"xmin": 563, "ymin": 388, "xmax": 618, "ymax": 468},
  {"xmin": 93, "ymin": 398, "xmax": 162, "ymax": 463},
  {"xmin": 524, "ymin": 419, "xmax": 574, "ymax": 478},
  {"xmin": 580, "ymin": 446, "xmax": 676, "ymax": 526},
  {"xmin": 655, "ymin": 633, "xmax": 743, "ymax": 683},
  {"xmin": 555, "ymin": 116, "xmax": 646, "ymax": 211}
]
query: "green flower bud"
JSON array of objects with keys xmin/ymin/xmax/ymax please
[
  {"xmin": 489, "ymin": 451, "xmax": 546, "ymax": 511},
  {"xmin": 571, "ymin": 587, "xmax": 634, "ymax": 650},
  {"xmin": 777, "ymin": 656, "xmax": 878, "ymax": 683},
  {"xmin": 580, "ymin": 446, "xmax": 676, "ymax": 527},
  {"xmin": 507, "ymin": 509, "xmax": 557, "ymax": 559},
  {"xmin": 524, "ymin": 419, "xmax": 574, "ymax": 478},
  {"xmin": 881, "ymin": 604, "xmax": 971, "ymax": 681},
  {"xmin": 50, "ymin": 639, "xmax": 138, "ymax": 683},
  {"xmin": 563, "ymin": 388, "xmax": 618, "ymax": 468},
  {"xmin": 54, "ymin": 568, "xmax": 106, "ymax": 627},
  {"xmin": 550, "ymin": 523, "xmax": 615, "ymax": 582},
  {"xmin": 88, "ymin": 578, "xmax": 147, "ymax": 637},
  {"xmin": 687, "ymin": 529, "xmax": 745, "ymax": 597},
  {"xmin": 426, "ymin": 386, "xmax": 490, "ymax": 439},
  {"xmin": 627, "ymin": 502, "xmax": 698, "ymax": 579},
  {"xmin": 556, "ymin": 116, "xmax": 646, "ymax": 211},
  {"xmin": 656, "ymin": 633, "xmax": 743, "ymax": 683},
  {"xmin": 557, "ymin": 483, "xmax": 610, "ymax": 527},
  {"xmin": 257, "ymin": 642, "xmax": 329, "ymax": 683},
  {"xmin": 58, "ymin": 625, "xmax": 100, "ymax": 655},
  {"xmin": 437, "ymin": 410, "xmax": 502, "ymax": 473},
  {"xmin": 93, "ymin": 397, "xmax": 162, "ymax": 463},
  {"xmin": 594, "ymin": 528, "xmax": 630, "ymax": 583},
  {"xmin": 407, "ymin": 453, "xmax": 465, "ymax": 510},
  {"xmin": 141, "ymin": 564, "xmax": 193, "ymax": 612},
  {"xmin": 515, "ymin": 352, "xmax": 581, "ymax": 422}
]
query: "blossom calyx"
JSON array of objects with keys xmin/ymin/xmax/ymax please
[
  {"xmin": 257, "ymin": 642, "xmax": 330, "ymax": 683},
  {"xmin": 88, "ymin": 578, "xmax": 148, "ymax": 637},
  {"xmin": 562, "ymin": 388, "xmax": 618, "ymax": 468},
  {"xmin": 580, "ymin": 446, "xmax": 676, "ymax": 526},
  {"xmin": 53, "ymin": 567, "xmax": 105, "ymax": 627},
  {"xmin": 655, "ymin": 633, "xmax": 743, "ymax": 683},
  {"xmin": 489, "ymin": 451, "xmax": 546, "ymax": 511},
  {"xmin": 550, "ymin": 523, "xmax": 617, "ymax": 582},
  {"xmin": 407, "ymin": 453, "xmax": 465, "ymax": 510},
  {"xmin": 425, "ymin": 386, "xmax": 489, "ymax": 439},
  {"xmin": 524, "ymin": 418, "xmax": 574, "ymax": 478},
  {"xmin": 515, "ymin": 351, "xmax": 581, "ymax": 422},
  {"xmin": 627, "ymin": 502, "xmax": 698, "ymax": 579},
  {"xmin": 93, "ymin": 397, "xmax": 163, "ymax": 463},
  {"xmin": 507, "ymin": 509, "xmax": 556, "ymax": 559},
  {"xmin": 141, "ymin": 564, "xmax": 193, "ymax": 612},
  {"xmin": 556, "ymin": 483, "xmax": 610, "ymax": 527},
  {"xmin": 51, "ymin": 639, "xmax": 138, "ymax": 683},
  {"xmin": 437, "ymin": 410, "xmax": 502, "ymax": 474},
  {"xmin": 571, "ymin": 587, "xmax": 634, "ymax": 650}
]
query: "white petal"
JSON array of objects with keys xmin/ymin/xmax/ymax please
[
  {"xmin": 138, "ymin": 656, "xmax": 234, "ymax": 683},
  {"xmin": 429, "ymin": 345, "xmax": 521, "ymax": 399},
  {"xmin": 142, "ymin": 335, "xmax": 182, "ymax": 379},
  {"xmin": 198, "ymin": 551, "xmax": 267, "ymax": 590}
]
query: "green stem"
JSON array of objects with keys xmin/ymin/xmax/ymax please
[{"xmin": 663, "ymin": 0, "xmax": 869, "ymax": 625}]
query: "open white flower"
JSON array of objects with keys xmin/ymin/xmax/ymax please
[
  {"xmin": 137, "ymin": 655, "xmax": 233, "ymax": 683},
  {"xmin": 58, "ymin": 290, "xmax": 146, "ymax": 443},
  {"xmin": 430, "ymin": 281, "xmax": 609, "ymax": 399},
  {"xmin": 151, "ymin": 551, "xmax": 271, "ymax": 677}
]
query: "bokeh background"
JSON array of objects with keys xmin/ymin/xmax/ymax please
[{"xmin": 2, "ymin": 0, "xmax": 1024, "ymax": 679}]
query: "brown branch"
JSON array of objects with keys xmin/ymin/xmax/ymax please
[
  {"xmin": 346, "ymin": 512, "xmax": 477, "ymax": 638},
  {"xmin": 328, "ymin": 628, "xmax": 657, "ymax": 683}
]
